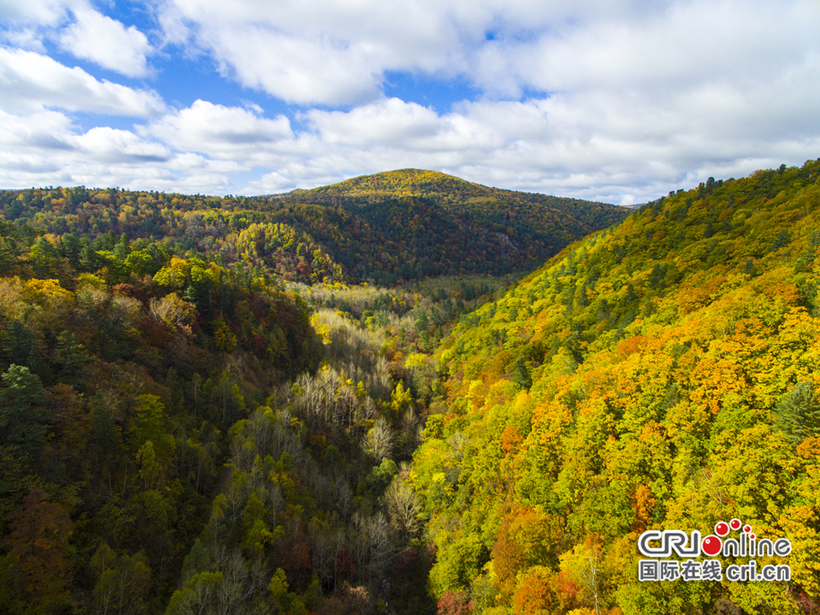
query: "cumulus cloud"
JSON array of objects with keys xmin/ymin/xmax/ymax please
[
  {"xmin": 141, "ymin": 0, "xmax": 820, "ymax": 201},
  {"xmin": 0, "ymin": 108, "xmax": 75, "ymax": 157},
  {"xmin": 1, "ymin": 0, "xmax": 154, "ymax": 75},
  {"xmin": 158, "ymin": 0, "xmax": 471, "ymax": 104},
  {"xmin": 0, "ymin": 107, "xmax": 239, "ymax": 194},
  {"xmin": 1, "ymin": 0, "xmax": 819, "ymax": 204},
  {"xmin": 272, "ymin": 90, "xmax": 820, "ymax": 203},
  {"xmin": 0, "ymin": 47, "xmax": 165, "ymax": 115},
  {"xmin": 58, "ymin": 6, "xmax": 152, "ymax": 77},
  {"xmin": 303, "ymin": 98, "xmax": 444, "ymax": 147},
  {"xmin": 156, "ymin": 0, "xmax": 763, "ymax": 104},
  {"xmin": 2, "ymin": 87, "xmax": 819, "ymax": 203},
  {"xmin": 75, "ymin": 127, "xmax": 170, "ymax": 163},
  {"xmin": 468, "ymin": 0, "xmax": 820, "ymax": 99},
  {"xmin": 143, "ymin": 100, "xmax": 293, "ymax": 156}
]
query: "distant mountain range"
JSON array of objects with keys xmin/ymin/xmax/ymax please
[
  {"xmin": 0, "ymin": 169, "xmax": 628, "ymax": 285},
  {"xmin": 261, "ymin": 168, "xmax": 630, "ymax": 282}
]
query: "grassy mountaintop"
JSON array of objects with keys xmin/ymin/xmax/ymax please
[
  {"xmin": 0, "ymin": 170, "xmax": 627, "ymax": 285},
  {"xmin": 412, "ymin": 159, "xmax": 820, "ymax": 614}
]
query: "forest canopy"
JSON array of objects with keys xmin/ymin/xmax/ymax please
[
  {"xmin": 2, "ymin": 161, "xmax": 820, "ymax": 614},
  {"xmin": 412, "ymin": 159, "xmax": 820, "ymax": 615}
]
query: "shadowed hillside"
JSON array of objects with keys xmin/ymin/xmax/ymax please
[{"xmin": 275, "ymin": 169, "xmax": 628, "ymax": 283}]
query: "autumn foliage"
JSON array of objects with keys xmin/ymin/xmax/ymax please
[
  {"xmin": 412, "ymin": 159, "xmax": 820, "ymax": 614},
  {"xmin": 2, "ymin": 161, "xmax": 820, "ymax": 614}
]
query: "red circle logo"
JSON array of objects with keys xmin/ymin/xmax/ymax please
[
  {"xmin": 702, "ymin": 535, "xmax": 722, "ymax": 556},
  {"xmin": 715, "ymin": 521, "xmax": 730, "ymax": 536},
  {"xmin": 729, "ymin": 518, "xmax": 742, "ymax": 531},
  {"xmin": 743, "ymin": 524, "xmax": 752, "ymax": 533}
]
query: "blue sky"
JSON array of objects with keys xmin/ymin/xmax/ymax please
[{"xmin": 1, "ymin": 0, "xmax": 819, "ymax": 204}]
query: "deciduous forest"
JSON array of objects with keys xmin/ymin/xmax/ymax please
[{"xmin": 0, "ymin": 162, "xmax": 819, "ymax": 615}]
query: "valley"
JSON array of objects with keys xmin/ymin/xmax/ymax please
[{"xmin": 0, "ymin": 162, "xmax": 819, "ymax": 615}]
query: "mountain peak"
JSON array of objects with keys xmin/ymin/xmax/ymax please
[{"xmin": 285, "ymin": 168, "xmax": 483, "ymax": 201}]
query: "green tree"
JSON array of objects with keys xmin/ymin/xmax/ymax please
[
  {"xmin": 773, "ymin": 382, "xmax": 820, "ymax": 444},
  {"xmin": 91, "ymin": 543, "xmax": 152, "ymax": 615},
  {"xmin": 54, "ymin": 331, "xmax": 90, "ymax": 389},
  {"xmin": 0, "ymin": 365, "xmax": 47, "ymax": 454}
]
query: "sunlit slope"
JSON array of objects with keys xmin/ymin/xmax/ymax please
[
  {"xmin": 274, "ymin": 169, "xmax": 629, "ymax": 283},
  {"xmin": 286, "ymin": 169, "xmax": 482, "ymax": 201},
  {"xmin": 412, "ymin": 160, "xmax": 820, "ymax": 614}
]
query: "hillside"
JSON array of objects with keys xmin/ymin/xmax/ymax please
[
  {"xmin": 0, "ymin": 238, "xmax": 323, "ymax": 612},
  {"xmin": 275, "ymin": 169, "xmax": 628, "ymax": 283},
  {"xmin": 411, "ymin": 160, "xmax": 820, "ymax": 614},
  {"xmin": 0, "ymin": 170, "xmax": 627, "ymax": 286}
]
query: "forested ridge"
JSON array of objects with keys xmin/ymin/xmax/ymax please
[
  {"xmin": 277, "ymin": 170, "xmax": 627, "ymax": 282},
  {"xmin": 1, "ymin": 160, "xmax": 819, "ymax": 615},
  {"xmin": 0, "ymin": 228, "xmax": 324, "ymax": 612},
  {"xmin": 0, "ymin": 169, "xmax": 627, "ymax": 286},
  {"xmin": 412, "ymin": 160, "xmax": 820, "ymax": 614}
]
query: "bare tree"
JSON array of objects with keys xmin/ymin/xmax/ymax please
[
  {"xmin": 363, "ymin": 417, "xmax": 393, "ymax": 461},
  {"xmin": 309, "ymin": 520, "xmax": 335, "ymax": 584},
  {"xmin": 384, "ymin": 479, "xmax": 422, "ymax": 541},
  {"xmin": 365, "ymin": 512, "xmax": 392, "ymax": 585}
]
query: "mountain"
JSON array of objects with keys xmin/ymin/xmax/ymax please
[
  {"xmin": 411, "ymin": 159, "xmax": 820, "ymax": 614},
  {"xmin": 273, "ymin": 169, "xmax": 629, "ymax": 283},
  {"xmin": 0, "ymin": 170, "xmax": 628, "ymax": 286}
]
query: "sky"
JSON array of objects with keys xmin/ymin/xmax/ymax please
[{"xmin": 0, "ymin": 0, "xmax": 819, "ymax": 205}]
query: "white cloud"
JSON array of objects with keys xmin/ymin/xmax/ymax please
[
  {"xmin": 0, "ymin": 108, "xmax": 238, "ymax": 193},
  {"xmin": 158, "ymin": 0, "xmax": 820, "ymax": 112},
  {"xmin": 3, "ymin": 86, "xmax": 819, "ymax": 204},
  {"xmin": 58, "ymin": 6, "xmax": 152, "ymax": 77},
  {"xmin": 158, "ymin": 0, "xmax": 472, "ymax": 104},
  {"xmin": 303, "ymin": 98, "xmax": 444, "ymax": 146},
  {"xmin": 0, "ymin": 0, "xmax": 76, "ymax": 26},
  {"xmin": 143, "ymin": 100, "xmax": 293, "ymax": 156},
  {"xmin": 1, "ymin": 1, "xmax": 153, "ymax": 76},
  {"xmin": 75, "ymin": 127, "xmax": 170, "ymax": 163},
  {"xmin": 265, "ymin": 89, "xmax": 820, "ymax": 202},
  {"xmin": 1, "ymin": 0, "xmax": 820, "ymax": 205},
  {"xmin": 0, "ymin": 108, "xmax": 75, "ymax": 161},
  {"xmin": 468, "ymin": 0, "xmax": 820, "ymax": 99},
  {"xmin": 0, "ymin": 47, "xmax": 165, "ymax": 115},
  {"xmin": 151, "ymin": 0, "xmax": 670, "ymax": 104},
  {"xmin": 203, "ymin": 26, "xmax": 384, "ymax": 105}
]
